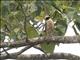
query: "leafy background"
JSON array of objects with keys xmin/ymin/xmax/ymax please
[{"xmin": 0, "ymin": 0, "xmax": 80, "ymax": 53}]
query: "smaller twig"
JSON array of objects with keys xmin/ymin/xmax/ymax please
[
  {"xmin": 17, "ymin": 2, "xmax": 29, "ymax": 42},
  {"xmin": 2, "ymin": 48, "xmax": 10, "ymax": 56},
  {"xmin": 33, "ymin": 46, "xmax": 47, "ymax": 54},
  {"xmin": 0, "ymin": 48, "xmax": 11, "ymax": 53},
  {"xmin": 4, "ymin": 24, "xmax": 11, "ymax": 32}
]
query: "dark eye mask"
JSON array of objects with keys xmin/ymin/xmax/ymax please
[{"xmin": 45, "ymin": 17, "xmax": 50, "ymax": 20}]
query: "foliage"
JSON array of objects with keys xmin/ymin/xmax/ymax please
[{"xmin": 0, "ymin": 0, "xmax": 80, "ymax": 53}]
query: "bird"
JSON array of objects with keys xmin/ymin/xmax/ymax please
[
  {"xmin": 44, "ymin": 15, "xmax": 55, "ymax": 36},
  {"xmin": 29, "ymin": 15, "xmax": 56, "ymax": 36}
]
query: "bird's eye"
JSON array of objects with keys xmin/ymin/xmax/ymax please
[{"xmin": 45, "ymin": 17, "xmax": 50, "ymax": 20}]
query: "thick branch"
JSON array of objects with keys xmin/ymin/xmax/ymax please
[
  {"xmin": 18, "ymin": 53, "xmax": 80, "ymax": 60},
  {"xmin": 1, "ymin": 52, "xmax": 80, "ymax": 60},
  {"xmin": 0, "ymin": 36, "xmax": 80, "ymax": 48},
  {"xmin": 0, "ymin": 40, "xmax": 27, "ymax": 48}
]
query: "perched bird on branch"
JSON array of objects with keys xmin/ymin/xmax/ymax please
[
  {"xmin": 40, "ymin": 15, "xmax": 57, "ymax": 54},
  {"xmin": 29, "ymin": 15, "xmax": 56, "ymax": 54}
]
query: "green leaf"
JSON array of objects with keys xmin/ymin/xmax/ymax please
[
  {"xmin": 41, "ymin": 42, "xmax": 55, "ymax": 53},
  {"xmin": 27, "ymin": 23, "xmax": 38, "ymax": 40}
]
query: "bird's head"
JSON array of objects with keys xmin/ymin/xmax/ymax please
[{"xmin": 44, "ymin": 15, "xmax": 50, "ymax": 21}]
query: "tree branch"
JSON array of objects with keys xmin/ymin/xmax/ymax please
[
  {"xmin": 0, "ymin": 36, "xmax": 80, "ymax": 48},
  {"xmin": 18, "ymin": 53, "xmax": 80, "ymax": 60},
  {"xmin": 0, "ymin": 48, "xmax": 11, "ymax": 53},
  {"xmin": 1, "ymin": 36, "xmax": 80, "ymax": 60},
  {"xmin": 2, "ymin": 48, "xmax": 10, "ymax": 56},
  {"xmin": 18, "ymin": 1, "xmax": 29, "ymax": 42},
  {"xmin": 1, "ymin": 52, "xmax": 80, "ymax": 60}
]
